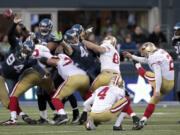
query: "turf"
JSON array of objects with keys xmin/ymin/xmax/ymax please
[{"xmin": 0, "ymin": 106, "xmax": 180, "ymax": 135}]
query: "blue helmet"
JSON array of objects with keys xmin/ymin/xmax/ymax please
[
  {"xmin": 72, "ymin": 24, "xmax": 84, "ymax": 35},
  {"xmin": 64, "ymin": 29, "xmax": 79, "ymax": 44},
  {"xmin": 174, "ymin": 22, "xmax": 180, "ymax": 38},
  {"xmin": 39, "ymin": 18, "xmax": 53, "ymax": 36},
  {"xmin": 20, "ymin": 40, "xmax": 35, "ymax": 58}
]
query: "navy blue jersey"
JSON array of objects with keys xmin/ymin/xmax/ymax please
[
  {"xmin": 69, "ymin": 42, "xmax": 100, "ymax": 81},
  {"xmin": 1, "ymin": 23, "xmax": 46, "ymax": 79},
  {"xmin": 172, "ymin": 37, "xmax": 180, "ymax": 55},
  {"xmin": 36, "ymin": 30, "xmax": 60, "ymax": 46}
]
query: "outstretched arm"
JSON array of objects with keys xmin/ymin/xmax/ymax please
[
  {"xmin": 82, "ymin": 40, "xmax": 106, "ymax": 54},
  {"xmin": 123, "ymin": 51, "xmax": 148, "ymax": 64}
]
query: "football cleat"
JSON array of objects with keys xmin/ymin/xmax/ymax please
[
  {"xmin": 113, "ymin": 125, "xmax": 123, "ymax": 131},
  {"xmin": 1, "ymin": 119, "xmax": 17, "ymax": 126},
  {"xmin": 85, "ymin": 117, "xmax": 96, "ymax": 130},
  {"xmin": 36, "ymin": 117, "xmax": 49, "ymax": 124},
  {"xmin": 178, "ymin": 120, "xmax": 180, "ymax": 124},
  {"xmin": 53, "ymin": 114, "xmax": 59, "ymax": 121},
  {"xmin": 54, "ymin": 114, "xmax": 69, "ymax": 125},
  {"xmin": 137, "ymin": 120, "xmax": 146, "ymax": 129},
  {"xmin": 22, "ymin": 114, "xmax": 37, "ymax": 125},
  {"xmin": 132, "ymin": 116, "xmax": 142, "ymax": 130},
  {"xmin": 78, "ymin": 111, "xmax": 87, "ymax": 125}
]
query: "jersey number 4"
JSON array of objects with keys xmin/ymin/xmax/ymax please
[{"xmin": 97, "ymin": 87, "xmax": 109, "ymax": 100}]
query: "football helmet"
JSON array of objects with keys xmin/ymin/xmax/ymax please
[
  {"xmin": 20, "ymin": 40, "xmax": 35, "ymax": 59},
  {"xmin": 140, "ymin": 42, "xmax": 157, "ymax": 58},
  {"xmin": 64, "ymin": 29, "xmax": 79, "ymax": 44},
  {"xmin": 39, "ymin": 18, "xmax": 53, "ymax": 36},
  {"xmin": 173, "ymin": 22, "xmax": 180, "ymax": 39},
  {"xmin": 102, "ymin": 36, "xmax": 117, "ymax": 47},
  {"xmin": 72, "ymin": 24, "xmax": 84, "ymax": 35},
  {"xmin": 109, "ymin": 76, "xmax": 123, "ymax": 88}
]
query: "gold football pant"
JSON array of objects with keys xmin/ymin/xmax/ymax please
[
  {"xmin": 144, "ymin": 71, "xmax": 174, "ymax": 104},
  {"xmin": 10, "ymin": 71, "xmax": 55, "ymax": 98},
  {"xmin": 53, "ymin": 74, "xmax": 90, "ymax": 100},
  {"xmin": 0, "ymin": 76, "xmax": 9, "ymax": 108},
  {"xmin": 90, "ymin": 71, "xmax": 121, "ymax": 92},
  {"xmin": 90, "ymin": 97, "xmax": 128, "ymax": 123}
]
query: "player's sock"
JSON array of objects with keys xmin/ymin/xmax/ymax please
[
  {"xmin": 122, "ymin": 98, "xmax": 130, "ymax": 112},
  {"xmin": 37, "ymin": 94, "xmax": 47, "ymax": 111},
  {"xmin": 8, "ymin": 97, "xmax": 18, "ymax": 112},
  {"xmin": 11, "ymin": 111, "xmax": 17, "ymax": 120},
  {"xmin": 68, "ymin": 95, "xmax": 78, "ymax": 109},
  {"xmin": 143, "ymin": 103, "xmax": 155, "ymax": 119},
  {"xmin": 51, "ymin": 98, "xmax": 64, "ymax": 112},
  {"xmin": 17, "ymin": 105, "xmax": 23, "ymax": 115},
  {"xmin": 126, "ymin": 104, "xmax": 135, "ymax": 117},
  {"xmin": 114, "ymin": 112, "xmax": 126, "ymax": 127},
  {"xmin": 58, "ymin": 109, "xmax": 66, "ymax": 115},
  {"xmin": 40, "ymin": 110, "xmax": 48, "ymax": 119},
  {"xmin": 137, "ymin": 67, "xmax": 146, "ymax": 78}
]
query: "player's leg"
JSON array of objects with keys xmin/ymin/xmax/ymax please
[
  {"xmin": 67, "ymin": 95, "xmax": 79, "ymax": 123},
  {"xmin": 86, "ymin": 97, "xmax": 130, "ymax": 130},
  {"xmin": 0, "ymin": 76, "xmax": 10, "ymax": 108},
  {"xmin": 52, "ymin": 75, "xmax": 90, "ymax": 125},
  {"xmin": 51, "ymin": 77, "xmax": 76, "ymax": 125},
  {"xmin": 140, "ymin": 79, "xmax": 174, "ymax": 127},
  {"xmin": 53, "ymin": 71, "xmax": 79, "ymax": 123},
  {"xmin": 89, "ymin": 72, "xmax": 120, "ymax": 92},
  {"xmin": 36, "ymin": 87, "xmax": 49, "ymax": 124}
]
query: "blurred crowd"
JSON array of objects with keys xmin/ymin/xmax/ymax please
[{"xmin": 0, "ymin": 17, "xmax": 172, "ymax": 62}]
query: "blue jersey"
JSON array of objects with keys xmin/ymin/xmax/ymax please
[
  {"xmin": 172, "ymin": 37, "xmax": 180, "ymax": 55},
  {"xmin": 35, "ymin": 30, "xmax": 59, "ymax": 46},
  {"xmin": 1, "ymin": 23, "xmax": 46, "ymax": 79},
  {"xmin": 69, "ymin": 42, "xmax": 100, "ymax": 81}
]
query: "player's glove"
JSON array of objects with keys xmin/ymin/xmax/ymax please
[{"xmin": 13, "ymin": 15, "xmax": 22, "ymax": 24}]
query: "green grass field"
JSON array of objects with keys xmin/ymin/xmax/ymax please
[{"xmin": 0, "ymin": 106, "xmax": 180, "ymax": 135}]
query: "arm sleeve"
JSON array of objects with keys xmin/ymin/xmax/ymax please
[
  {"xmin": 83, "ymin": 94, "xmax": 95, "ymax": 112},
  {"xmin": 152, "ymin": 64, "xmax": 162, "ymax": 93},
  {"xmin": 132, "ymin": 55, "xmax": 148, "ymax": 64},
  {"xmin": 8, "ymin": 23, "xmax": 19, "ymax": 49}
]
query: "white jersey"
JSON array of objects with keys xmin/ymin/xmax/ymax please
[
  {"xmin": 91, "ymin": 86, "xmax": 125, "ymax": 113},
  {"xmin": 57, "ymin": 54, "xmax": 87, "ymax": 80},
  {"xmin": 32, "ymin": 44, "xmax": 52, "ymax": 67},
  {"xmin": 100, "ymin": 43, "xmax": 120, "ymax": 72},
  {"xmin": 148, "ymin": 49, "xmax": 174, "ymax": 80}
]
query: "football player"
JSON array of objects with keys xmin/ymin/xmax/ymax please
[
  {"xmin": 84, "ymin": 76, "xmax": 131, "ymax": 130},
  {"xmin": 35, "ymin": 19, "xmax": 79, "ymax": 124},
  {"xmin": 172, "ymin": 22, "xmax": 180, "ymax": 123},
  {"xmin": 79, "ymin": 35, "xmax": 141, "ymax": 129},
  {"xmin": 0, "ymin": 15, "xmax": 51, "ymax": 125},
  {"xmin": 123, "ymin": 42, "xmax": 174, "ymax": 128},
  {"xmin": 40, "ymin": 53, "xmax": 90, "ymax": 125},
  {"xmin": 62, "ymin": 28, "xmax": 101, "ymax": 124}
]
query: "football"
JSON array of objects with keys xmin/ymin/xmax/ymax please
[{"xmin": 3, "ymin": 9, "xmax": 13, "ymax": 19}]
